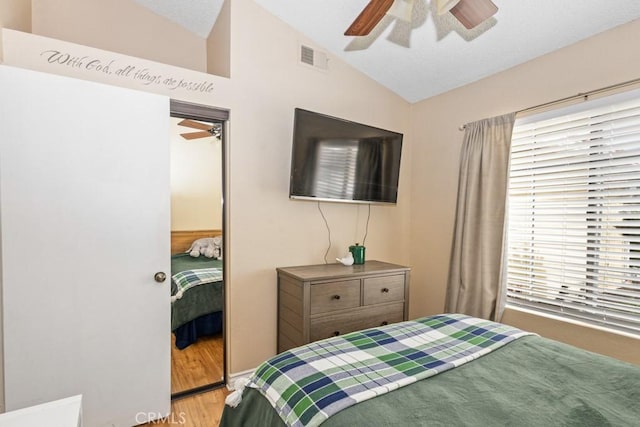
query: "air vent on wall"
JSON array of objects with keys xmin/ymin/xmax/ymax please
[{"xmin": 299, "ymin": 44, "xmax": 329, "ymax": 71}]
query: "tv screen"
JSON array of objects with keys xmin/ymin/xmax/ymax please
[{"xmin": 289, "ymin": 108, "xmax": 403, "ymax": 205}]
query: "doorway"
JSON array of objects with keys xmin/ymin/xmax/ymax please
[{"xmin": 169, "ymin": 100, "xmax": 228, "ymax": 398}]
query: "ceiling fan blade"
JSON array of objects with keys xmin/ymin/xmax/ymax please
[
  {"xmin": 450, "ymin": 0, "xmax": 498, "ymax": 29},
  {"xmin": 180, "ymin": 131, "xmax": 213, "ymax": 140},
  {"xmin": 345, "ymin": 0, "xmax": 395, "ymax": 36},
  {"xmin": 178, "ymin": 119, "xmax": 212, "ymax": 131}
]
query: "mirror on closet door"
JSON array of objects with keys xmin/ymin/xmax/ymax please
[{"xmin": 169, "ymin": 100, "xmax": 228, "ymax": 398}]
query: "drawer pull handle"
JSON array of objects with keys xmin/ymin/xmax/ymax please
[
  {"xmin": 333, "ymin": 331, "xmax": 341, "ymax": 337},
  {"xmin": 381, "ymin": 321, "xmax": 389, "ymax": 326},
  {"xmin": 381, "ymin": 288, "xmax": 390, "ymax": 293},
  {"xmin": 332, "ymin": 295, "xmax": 341, "ymax": 300}
]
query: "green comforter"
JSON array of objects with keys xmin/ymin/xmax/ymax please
[
  {"xmin": 221, "ymin": 335, "xmax": 640, "ymax": 426},
  {"xmin": 248, "ymin": 314, "xmax": 532, "ymax": 427},
  {"xmin": 170, "ymin": 253, "xmax": 223, "ymax": 331}
]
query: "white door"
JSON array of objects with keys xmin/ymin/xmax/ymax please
[{"xmin": 0, "ymin": 65, "xmax": 170, "ymax": 426}]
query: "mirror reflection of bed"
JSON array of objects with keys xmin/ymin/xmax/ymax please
[
  {"xmin": 170, "ymin": 230, "xmax": 224, "ymax": 394},
  {"xmin": 169, "ymin": 116, "xmax": 225, "ymax": 396}
]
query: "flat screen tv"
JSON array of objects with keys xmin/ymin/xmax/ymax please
[{"xmin": 289, "ymin": 108, "xmax": 403, "ymax": 205}]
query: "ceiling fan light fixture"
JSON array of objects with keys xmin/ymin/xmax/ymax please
[
  {"xmin": 449, "ymin": 0, "xmax": 498, "ymax": 29},
  {"xmin": 435, "ymin": 0, "xmax": 461, "ymax": 15},
  {"xmin": 387, "ymin": 0, "xmax": 415, "ymax": 22}
]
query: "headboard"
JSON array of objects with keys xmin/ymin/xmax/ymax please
[{"xmin": 171, "ymin": 229, "xmax": 223, "ymax": 255}]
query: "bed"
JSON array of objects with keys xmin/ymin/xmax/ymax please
[
  {"xmin": 220, "ymin": 314, "xmax": 640, "ymax": 426},
  {"xmin": 171, "ymin": 230, "xmax": 224, "ymax": 350}
]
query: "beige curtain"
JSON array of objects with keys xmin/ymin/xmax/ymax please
[{"xmin": 445, "ymin": 113, "xmax": 515, "ymax": 320}]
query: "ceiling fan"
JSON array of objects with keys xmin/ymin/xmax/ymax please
[
  {"xmin": 344, "ymin": 0, "xmax": 498, "ymax": 36},
  {"xmin": 177, "ymin": 119, "xmax": 221, "ymax": 140}
]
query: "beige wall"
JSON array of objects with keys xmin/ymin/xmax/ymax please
[
  {"xmin": 501, "ymin": 309, "xmax": 640, "ymax": 365},
  {"xmin": 0, "ymin": 0, "xmax": 30, "ymax": 32},
  {"xmin": 31, "ymin": 0, "xmax": 207, "ymax": 72},
  {"xmin": 0, "ymin": 0, "xmax": 30, "ymax": 62},
  {"xmin": 207, "ymin": 0, "xmax": 230, "ymax": 78},
  {"xmin": 409, "ymin": 20, "xmax": 640, "ymax": 364},
  {"xmin": 170, "ymin": 118, "xmax": 223, "ymax": 231},
  {"xmin": 2, "ymin": 0, "xmax": 412, "ymax": 373},
  {"xmin": 226, "ymin": 0, "xmax": 412, "ymax": 371}
]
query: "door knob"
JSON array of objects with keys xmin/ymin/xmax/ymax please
[{"xmin": 154, "ymin": 272, "xmax": 167, "ymax": 283}]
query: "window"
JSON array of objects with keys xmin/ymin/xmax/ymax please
[{"xmin": 505, "ymin": 89, "xmax": 640, "ymax": 334}]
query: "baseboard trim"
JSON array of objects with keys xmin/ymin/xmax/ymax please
[{"xmin": 226, "ymin": 368, "xmax": 254, "ymax": 391}]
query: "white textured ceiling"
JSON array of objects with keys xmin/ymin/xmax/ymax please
[
  {"xmin": 136, "ymin": 0, "xmax": 640, "ymax": 103},
  {"xmin": 133, "ymin": 0, "xmax": 223, "ymax": 38}
]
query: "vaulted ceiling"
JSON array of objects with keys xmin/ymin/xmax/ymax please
[{"xmin": 135, "ymin": 0, "xmax": 640, "ymax": 103}]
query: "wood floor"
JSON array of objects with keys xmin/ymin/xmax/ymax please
[
  {"xmin": 138, "ymin": 387, "xmax": 230, "ymax": 426},
  {"xmin": 171, "ymin": 333, "xmax": 224, "ymax": 394},
  {"xmin": 137, "ymin": 334, "xmax": 228, "ymax": 426}
]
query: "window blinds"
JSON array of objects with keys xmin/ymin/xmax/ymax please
[
  {"xmin": 313, "ymin": 140, "xmax": 358, "ymax": 199},
  {"xmin": 505, "ymin": 89, "xmax": 640, "ymax": 334}
]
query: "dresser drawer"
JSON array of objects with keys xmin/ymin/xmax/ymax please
[
  {"xmin": 363, "ymin": 275, "xmax": 405, "ymax": 306},
  {"xmin": 310, "ymin": 302, "xmax": 405, "ymax": 341},
  {"xmin": 310, "ymin": 279, "xmax": 361, "ymax": 315},
  {"xmin": 277, "ymin": 261, "xmax": 410, "ymax": 352}
]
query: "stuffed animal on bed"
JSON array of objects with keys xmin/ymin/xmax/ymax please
[{"xmin": 186, "ymin": 237, "xmax": 222, "ymax": 259}]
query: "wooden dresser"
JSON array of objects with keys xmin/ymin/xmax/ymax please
[{"xmin": 276, "ymin": 260, "xmax": 410, "ymax": 353}]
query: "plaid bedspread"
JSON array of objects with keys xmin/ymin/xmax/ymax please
[
  {"xmin": 171, "ymin": 267, "xmax": 223, "ymax": 303},
  {"xmin": 248, "ymin": 313, "xmax": 533, "ymax": 427}
]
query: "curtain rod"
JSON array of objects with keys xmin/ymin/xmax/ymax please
[{"xmin": 458, "ymin": 77, "xmax": 640, "ymax": 131}]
